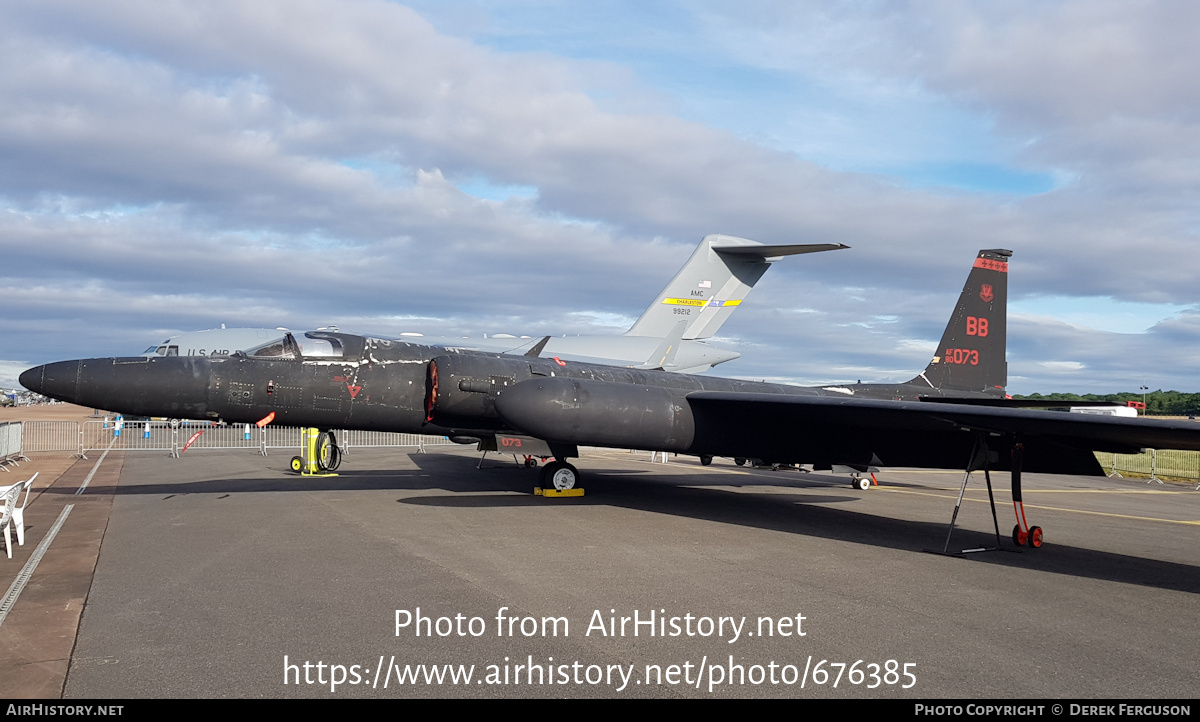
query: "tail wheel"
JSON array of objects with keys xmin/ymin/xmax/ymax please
[
  {"xmin": 1027, "ymin": 526, "xmax": 1044, "ymax": 548},
  {"xmin": 290, "ymin": 456, "xmax": 302, "ymax": 473},
  {"xmin": 524, "ymin": 456, "xmax": 538, "ymax": 468},
  {"xmin": 1012, "ymin": 524, "xmax": 1028, "ymax": 547}
]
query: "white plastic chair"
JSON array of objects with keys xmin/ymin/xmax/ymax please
[
  {"xmin": 0, "ymin": 472, "xmax": 35, "ymax": 557},
  {"xmin": 1, "ymin": 484, "xmax": 21, "ymax": 558}
]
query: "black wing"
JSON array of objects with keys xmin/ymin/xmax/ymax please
[{"xmin": 686, "ymin": 392, "xmax": 1200, "ymax": 475}]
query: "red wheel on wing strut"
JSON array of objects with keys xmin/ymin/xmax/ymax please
[
  {"xmin": 1027, "ymin": 526, "xmax": 1043, "ymax": 548},
  {"xmin": 1012, "ymin": 524, "xmax": 1028, "ymax": 547}
]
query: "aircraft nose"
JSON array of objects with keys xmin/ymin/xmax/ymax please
[
  {"xmin": 18, "ymin": 365, "xmax": 42, "ymax": 394},
  {"xmin": 20, "ymin": 361, "xmax": 79, "ymax": 401}
]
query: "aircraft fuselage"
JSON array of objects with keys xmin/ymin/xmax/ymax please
[{"xmin": 21, "ymin": 331, "xmax": 1023, "ymax": 472}]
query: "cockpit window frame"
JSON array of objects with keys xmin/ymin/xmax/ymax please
[
  {"xmin": 242, "ymin": 334, "xmax": 298, "ymax": 360},
  {"xmin": 237, "ymin": 331, "xmax": 363, "ymax": 362}
]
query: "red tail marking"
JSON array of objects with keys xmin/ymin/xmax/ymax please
[{"xmin": 973, "ymin": 258, "xmax": 1008, "ymax": 272}]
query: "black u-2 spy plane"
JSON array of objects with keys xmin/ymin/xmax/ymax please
[{"xmin": 21, "ymin": 250, "xmax": 1200, "ymax": 553}]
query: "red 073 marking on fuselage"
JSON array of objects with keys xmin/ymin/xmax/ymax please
[{"xmin": 944, "ymin": 348, "xmax": 979, "ymax": 365}]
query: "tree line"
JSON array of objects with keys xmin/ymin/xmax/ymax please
[{"xmin": 1014, "ymin": 390, "xmax": 1200, "ymax": 416}]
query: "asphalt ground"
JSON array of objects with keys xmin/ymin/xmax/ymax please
[{"xmin": 0, "ymin": 444, "xmax": 1197, "ymax": 699}]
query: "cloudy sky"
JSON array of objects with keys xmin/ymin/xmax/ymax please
[{"xmin": 3, "ymin": 0, "xmax": 1198, "ymax": 394}]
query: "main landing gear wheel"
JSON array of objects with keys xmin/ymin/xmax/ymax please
[
  {"xmin": 734, "ymin": 458, "xmax": 746, "ymax": 467},
  {"xmin": 290, "ymin": 456, "xmax": 302, "ymax": 473},
  {"xmin": 540, "ymin": 461, "xmax": 579, "ymax": 491},
  {"xmin": 852, "ymin": 476, "xmax": 871, "ymax": 491},
  {"xmin": 700, "ymin": 455, "xmax": 713, "ymax": 466}
]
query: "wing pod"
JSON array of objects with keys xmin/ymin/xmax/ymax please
[{"xmin": 494, "ymin": 376, "xmax": 696, "ymax": 452}]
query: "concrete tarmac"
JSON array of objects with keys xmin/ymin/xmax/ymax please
[{"xmin": 0, "ymin": 445, "xmax": 1197, "ymax": 698}]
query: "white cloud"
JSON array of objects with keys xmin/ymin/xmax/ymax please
[
  {"xmin": 0, "ymin": 361, "xmax": 34, "ymax": 390},
  {"xmin": 1040, "ymin": 361, "xmax": 1087, "ymax": 372},
  {"xmin": 1, "ymin": 1, "xmax": 1198, "ymax": 394}
]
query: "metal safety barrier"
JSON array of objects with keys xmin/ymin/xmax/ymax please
[
  {"xmin": 150, "ymin": 421, "xmax": 265, "ymax": 455},
  {"xmin": 54, "ymin": 419, "xmax": 457, "ymax": 459},
  {"xmin": 1102, "ymin": 449, "xmax": 1200, "ymax": 487},
  {"xmin": 337, "ymin": 429, "xmax": 457, "ymax": 453},
  {"xmin": 0, "ymin": 422, "xmax": 30, "ymax": 470},
  {"xmin": 258, "ymin": 425, "xmax": 302, "ymax": 454},
  {"xmin": 18, "ymin": 421, "xmax": 82, "ymax": 458}
]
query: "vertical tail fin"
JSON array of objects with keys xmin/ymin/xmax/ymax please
[
  {"xmin": 912, "ymin": 249, "xmax": 1010, "ymax": 395},
  {"xmin": 624, "ymin": 234, "xmax": 848, "ymax": 340}
]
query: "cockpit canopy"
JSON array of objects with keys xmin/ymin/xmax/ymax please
[
  {"xmin": 241, "ymin": 331, "xmax": 361, "ymax": 361},
  {"xmin": 243, "ymin": 336, "xmax": 296, "ymax": 358},
  {"xmin": 296, "ymin": 333, "xmax": 345, "ymax": 358}
]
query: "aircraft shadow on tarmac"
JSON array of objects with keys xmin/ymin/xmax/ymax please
[
  {"xmin": 61, "ymin": 450, "xmax": 1200, "ymax": 596},
  {"xmin": 412, "ymin": 458, "xmax": 1200, "ymax": 597}
]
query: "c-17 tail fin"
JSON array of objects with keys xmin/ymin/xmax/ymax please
[
  {"xmin": 624, "ymin": 234, "xmax": 849, "ymax": 340},
  {"xmin": 910, "ymin": 248, "xmax": 1011, "ymax": 395}
]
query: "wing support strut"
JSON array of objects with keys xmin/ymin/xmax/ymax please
[
  {"xmin": 927, "ymin": 435, "xmax": 1045, "ymax": 556},
  {"xmin": 927, "ymin": 434, "xmax": 1006, "ymax": 556}
]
